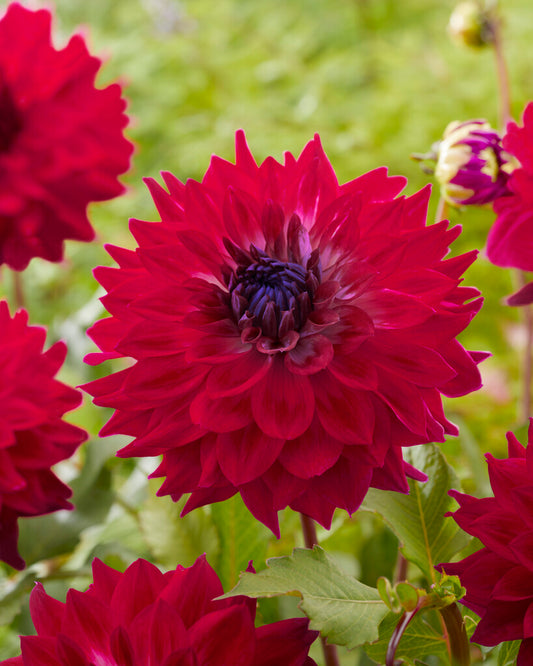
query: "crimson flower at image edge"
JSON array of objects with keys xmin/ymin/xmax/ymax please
[
  {"xmin": 0, "ymin": 555, "xmax": 318, "ymax": 666},
  {"xmin": 83, "ymin": 131, "xmax": 487, "ymax": 535},
  {"xmin": 0, "ymin": 301, "xmax": 87, "ymax": 570},
  {"xmin": 486, "ymin": 102, "xmax": 533, "ymax": 305},
  {"xmin": 0, "ymin": 2, "xmax": 133, "ymax": 270},
  {"xmin": 437, "ymin": 420, "xmax": 533, "ymax": 665}
]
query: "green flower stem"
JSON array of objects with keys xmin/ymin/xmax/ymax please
[
  {"xmin": 435, "ymin": 195, "xmax": 448, "ymax": 224},
  {"xmin": 491, "ymin": 8, "xmax": 512, "ymax": 128},
  {"xmin": 299, "ymin": 513, "xmax": 340, "ymax": 666},
  {"xmin": 439, "ymin": 603, "xmax": 471, "ymax": 666}
]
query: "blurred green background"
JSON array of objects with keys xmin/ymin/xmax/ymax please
[{"xmin": 1, "ymin": 0, "xmax": 532, "ymax": 663}]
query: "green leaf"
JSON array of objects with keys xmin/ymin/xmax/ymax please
[
  {"xmin": 363, "ymin": 444, "xmax": 470, "ymax": 582},
  {"xmin": 365, "ymin": 610, "xmax": 450, "ymax": 665},
  {"xmin": 497, "ymin": 640, "xmax": 521, "ymax": 666},
  {"xmin": 17, "ymin": 438, "xmax": 116, "ymax": 565},
  {"xmin": 225, "ymin": 545, "xmax": 388, "ymax": 648},
  {"xmin": 139, "ymin": 480, "xmax": 219, "ymax": 569},
  {"xmin": 211, "ymin": 494, "xmax": 270, "ymax": 589}
]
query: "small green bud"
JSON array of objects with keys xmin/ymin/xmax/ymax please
[{"xmin": 448, "ymin": 1, "xmax": 495, "ymax": 48}]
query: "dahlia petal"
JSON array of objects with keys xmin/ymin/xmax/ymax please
[
  {"xmin": 254, "ymin": 618, "xmax": 319, "ymax": 666},
  {"xmin": 340, "ymin": 167, "xmax": 407, "ymax": 203},
  {"xmin": 372, "ymin": 340, "xmax": 456, "ymax": 387},
  {"xmin": 223, "ymin": 187, "xmax": 262, "ymax": 248},
  {"xmin": 314, "ymin": 374, "xmax": 375, "ymax": 444},
  {"xmin": 438, "ymin": 341, "xmax": 483, "ymax": 397},
  {"xmin": 90, "ymin": 558, "xmax": 122, "ymax": 604},
  {"xmin": 182, "ymin": 485, "xmax": 237, "ymax": 514},
  {"xmin": 55, "ymin": 634, "xmax": 90, "ymax": 666},
  {"xmin": 190, "ymin": 605, "xmax": 256, "ymax": 665},
  {"xmin": 62, "ymin": 590, "xmax": 111, "ymax": 655},
  {"xmin": 153, "ymin": 444, "xmax": 202, "ymax": 495},
  {"xmin": 186, "ymin": 336, "xmax": 251, "ymax": 364},
  {"xmin": 29, "ymin": 583, "xmax": 65, "ymax": 637},
  {"xmin": 190, "ymin": 391, "xmax": 253, "ymax": 432},
  {"xmin": 487, "ymin": 207, "xmax": 533, "ymax": 270},
  {"xmin": 492, "ymin": 567, "xmax": 533, "ymax": 601},
  {"xmin": 262, "ymin": 462, "xmax": 308, "ymax": 510},
  {"xmin": 116, "ymin": 321, "xmax": 184, "ymax": 358},
  {"xmin": 149, "ymin": 600, "xmax": 190, "ymax": 663},
  {"xmin": 124, "ymin": 356, "xmax": 208, "ymax": 404},
  {"xmin": 518, "ymin": 638, "xmax": 533, "ymax": 666},
  {"xmin": 357, "ymin": 289, "xmax": 433, "ymax": 329},
  {"xmin": 217, "ymin": 425, "xmax": 285, "ymax": 486},
  {"xmin": 240, "ymin": 478, "xmax": 280, "ymax": 537},
  {"xmin": 251, "ymin": 357, "xmax": 315, "ymax": 440},
  {"xmin": 327, "ymin": 354, "xmax": 378, "ymax": 390},
  {"xmin": 161, "ymin": 554, "xmax": 224, "ymax": 627},
  {"xmin": 510, "ymin": 534, "xmax": 533, "ymax": 570},
  {"xmin": 109, "ymin": 626, "xmax": 135, "ymax": 666},
  {"xmin": 507, "ymin": 281, "xmax": 533, "ymax": 306},
  {"xmin": 144, "ymin": 177, "xmax": 183, "ymax": 222},
  {"xmin": 279, "ymin": 416, "xmax": 343, "ymax": 479},
  {"xmin": 20, "ymin": 636, "xmax": 62, "ymax": 665},
  {"xmin": 376, "ymin": 372, "xmax": 427, "ymax": 437},
  {"xmin": 285, "ymin": 334, "xmax": 333, "ymax": 375},
  {"xmin": 471, "ymin": 600, "xmax": 529, "ymax": 645},
  {"xmin": 314, "ymin": 456, "xmax": 373, "ymax": 514},
  {"xmin": 110, "ymin": 559, "xmax": 165, "ymax": 625},
  {"xmin": 206, "ymin": 352, "xmax": 272, "ymax": 398},
  {"xmin": 290, "ymin": 486, "xmax": 336, "ymax": 530}
]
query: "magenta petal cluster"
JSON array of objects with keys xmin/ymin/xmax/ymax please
[
  {"xmin": 438, "ymin": 421, "xmax": 533, "ymax": 665},
  {"xmin": 487, "ymin": 102, "xmax": 533, "ymax": 271},
  {"xmin": 0, "ymin": 301, "xmax": 87, "ymax": 570},
  {"xmin": 83, "ymin": 131, "xmax": 485, "ymax": 535},
  {"xmin": 0, "ymin": 2, "xmax": 133, "ymax": 270},
  {"xmin": 0, "ymin": 555, "xmax": 318, "ymax": 666},
  {"xmin": 435, "ymin": 119, "xmax": 513, "ymax": 207}
]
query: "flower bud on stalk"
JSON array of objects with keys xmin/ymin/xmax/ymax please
[
  {"xmin": 448, "ymin": 1, "xmax": 495, "ymax": 48},
  {"xmin": 414, "ymin": 120, "xmax": 516, "ymax": 207}
]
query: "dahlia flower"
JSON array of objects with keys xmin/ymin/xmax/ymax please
[
  {"xmin": 438, "ymin": 421, "xmax": 533, "ymax": 665},
  {"xmin": 0, "ymin": 301, "xmax": 87, "ymax": 570},
  {"xmin": 434, "ymin": 120, "xmax": 514, "ymax": 207},
  {"xmin": 0, "ymin": 2, "xmax": 132, "ymax": 271},
  {"xmin": 1, "ymin": 555, "xmax": 318, "ymax": 666},
  {"xmin": 487, "ymin": 102, "xmax": 533, "ymax": 271},
  {"xmin": 84, "ymin": 131, "xmax": 485, "ymax": 534}
]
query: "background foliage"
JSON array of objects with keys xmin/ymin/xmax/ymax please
[{"xmin": 1, "ymin": 0, "xmax": 532, "ymax": 663}]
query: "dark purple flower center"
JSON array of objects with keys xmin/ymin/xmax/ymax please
[
  {"xmin": 0, "ymin": 80, "xmax": 22, "ymax": 153},
  {"xmin": 225, "ymin": 241, "xmax": 318, "ymax": 340}
]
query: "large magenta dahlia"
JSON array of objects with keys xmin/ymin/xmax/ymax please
[
  {"xmin": 438, "ymin": 421, "xmax": 533, "ymax": 665},
  {"xmin": 84, "ymin": 131, "xmax": 485, "ymax": 534},
  {"xmin": 0, "ymin": 301, "xmax": 87, "ymax": 570},
  {"xmin": 487, "ymin": 102, "xmax": 533, "ymax": 271},
  {"xmin": 0, "ymin": 555, "xmax": 318, "ymax": 666},
  {"xmin": 0, "ymin": 2, "xmax": 133, "ymax": 270}
]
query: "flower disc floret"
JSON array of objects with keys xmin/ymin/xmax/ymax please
[
  {"xmin": 1, "ymin": 556, "xmax": 318, "ymax": 666},
  {"xmin": 438, "ymin": 420, "xmax": 533, "ymax": 665},
  {"xmin": 0, "ymin": 2, "xmax": 133, "ymax": 270},
  {"xmin": 0, "ymin": 301, "xmax": 87, "ymax": 570},
  {"xmin": 84, "ymin": 131, "xmax": 485, "ymax": 534}
]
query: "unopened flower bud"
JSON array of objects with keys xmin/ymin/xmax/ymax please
[
  {"xmin": 448, "ymin": 2, "xmax": 495, "ymax": 48},
  {"xmin": 434, "ymin": 120, "xmax": 516, "ymax": 207}
]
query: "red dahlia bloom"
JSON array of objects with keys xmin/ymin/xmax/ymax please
[
  {"xmin": 487, "ymin": 102, "xmax": 533, "ymax": 271},
  {"xmin": 438, "ymin": 421, "xmax": 533, "ymax": 665},
  {"xmin": 1, "ymin": 555, "xmax": 318, "ymax": 666},
  {"xmin": 0, "ymin": 2, "xmax": 133, "ymax": 270},
  {"xmin": 84, "ymin": 132, "xmax": 485, "ymax": 534},
  {"xmin": 0, "ymin": 301, "xmax": 86, "ymax": 570}
]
